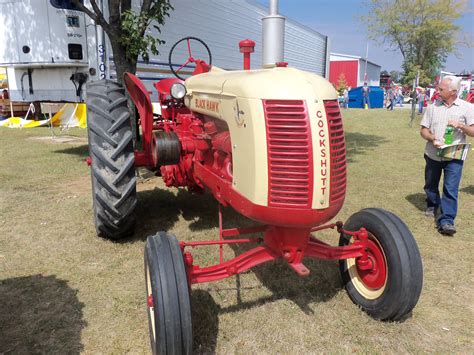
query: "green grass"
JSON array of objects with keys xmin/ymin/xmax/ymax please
[{"xmin": 0, "ymin": 109, "xmax": 473, "ymax": 353}]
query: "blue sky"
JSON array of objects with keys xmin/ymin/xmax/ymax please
[{"xmin": 257, "ymin": 0, "xmax": 473, "ymax": 73}]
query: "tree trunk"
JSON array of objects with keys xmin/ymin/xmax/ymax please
[{"xmin": 109, "ymin": 40, "xmax": 137, "ymax": 84}]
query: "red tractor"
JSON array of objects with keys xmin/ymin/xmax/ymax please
[{"xmin": 86, "ymin": 37, "xmax": 423, "ymax": 354}]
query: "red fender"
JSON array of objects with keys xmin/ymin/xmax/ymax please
[{"xmin": 123, "ymin": 73, "xmax": 155, "ymax": 168}]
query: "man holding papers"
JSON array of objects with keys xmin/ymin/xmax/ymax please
[{"xmin": 420, "ymin": 75, "xmax": 474, "ymax": 236}]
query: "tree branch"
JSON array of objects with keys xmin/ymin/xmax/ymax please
[
  {"xmin": 122, "ymin": 0, "xmax": 132, "ymax": 10},
  {"xmin": 137, "ymin": 0, "xmax": 154, "ymax": 39},
  {"xmin": 108, "ymin": 0, "xmax": 121, "ymax": 30},
  {"xmin": 141, "ymin": 0, "xmax": 153, "ymax": 13},
  {"xmin": 71, "ymin": 0, "xmax": 111, "ymax": 33}
]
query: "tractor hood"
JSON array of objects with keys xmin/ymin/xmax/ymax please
[
  {"xmin": 184, "ymin": 66, "xmax": 337, "ymax": 101},
  {"xmin": 183, "ymin": 66, "xmax": 342, "ymax": 212}
]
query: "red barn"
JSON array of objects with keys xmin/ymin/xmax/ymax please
[{"xmin": 329, "ymin": 53, "xmax": 381, "ymax": 88}]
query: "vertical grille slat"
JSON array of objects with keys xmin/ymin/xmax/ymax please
[
  {"xmin": 264, "ymin": 100, "xmax": 313, "ymax": 208},
  {"xmin": 323, "ymin": 100, "xmax": 347, "ymax": 204}
]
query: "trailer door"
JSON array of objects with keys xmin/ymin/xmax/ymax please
[
  {"xmin": 47, "ymin": 0, "xmax": 88, "ymax": 64},
  {"xmin": 16, "ymin": 0, "xmax": 53, "ymax": 64},
  {"xmin": 0, "ymin": 0, "xmax": 53, "ymax": 64},
  {"xmin": 0, "ymin": 1, "xmax": 20, "ymax": 64}
]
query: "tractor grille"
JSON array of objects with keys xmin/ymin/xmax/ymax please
[
  {"xmin": 263, "ymin": 100, "xmax": 313, "ymax": 208},
  {"xmin": 323, "ymin": 100, "xmax": 346, "ymax": 203}
]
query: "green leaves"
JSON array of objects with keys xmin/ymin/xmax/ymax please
[
  {"xmin": 361, "ymin": 0, "xmax": 468, "ymax": 83},
  {"xmin": 119, "ymin": 4, "xmax": 172, "ymax": 63}
]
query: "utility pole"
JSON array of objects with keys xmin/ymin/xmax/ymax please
[
  {"xmin": 363, "ymin": 43, "xmax": 369, "ymax": 109},
  {"xmin": 409, "ymin": 70, "xmax": 419, "ymax": 127},
  {"xmin": 363, "ymin": 42, "xmax": 368, "ymax": 83}
]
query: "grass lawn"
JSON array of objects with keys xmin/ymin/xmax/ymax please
[{"xmin": 0, "ymin": 108, "xmax": 473, "ymax": 353}]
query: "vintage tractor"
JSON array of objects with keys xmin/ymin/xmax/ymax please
[{"xmin": 86, "ymin": 37, "xmax": 423, "ymax": 354}]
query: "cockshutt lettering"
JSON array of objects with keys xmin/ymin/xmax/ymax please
[
  {"xmin": 318, "ymin": 118, "xmax": 328, "ymax": 197},
  {"xmin": 195, "ymin": 99, "xmax": 219, "ymax": 112}
]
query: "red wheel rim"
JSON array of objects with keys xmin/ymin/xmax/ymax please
[
  {"xmin": 356, "ymin": 238, "xmax": 387, "ymax": 290},
  {"xmin": 147, "ymin": 294, "xmax": 154, "ymax": 308}
]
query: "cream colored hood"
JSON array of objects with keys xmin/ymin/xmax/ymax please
[{"xmin": 185, "ymin": 66, "xmax": 337, "ymax": 101}]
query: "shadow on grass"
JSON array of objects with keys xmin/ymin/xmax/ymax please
[
  {"xmin": 460, "ymin": 185, "xmax": 474, "ymax": 195},
  {"xmin": 191, "ymin": 290, "xmax": 219, "ymax": 354},
  {"xmin": 131, "ymin": 188, "xmax": 219, "ymax": 241},
  {"xmin": 131, "ymin": 188, "xmax": 341, "ymax": 313},
  {"xmin": 130, "ymin": 188, "xmax": 342, "ymax": 342},
  {"xmin": 54, "ymin": 144, "xmax": 89, "ymax": 159},
  {"xmin": 189, "ymin": 257, "xmax": 341, "ymax": 352},
  {"xmin": 405, "ymin": 193, "xmax": 426, "ymax": 212},
  {"xmin": 225, "ymin": 247, "xmax": 341, "ymax": 315},
  {"xmin": 345, "ymin": 132, "xmax": 388, "ymax": 163},
  {"xmin": 127, "ymin": 189, "xmax": 347, "ymax": 353},
  {"xmin": 0, "ymin": 274, "xmax": 86, "ymax": 354}
]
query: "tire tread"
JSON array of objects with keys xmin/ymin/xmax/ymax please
[
  {"xmin": 145, "ymin": 232, "xmax": 192, "ymax": 355},
  {"xmin": 86, "ymin": 80, "xmax": 137, "ymax": 240}
]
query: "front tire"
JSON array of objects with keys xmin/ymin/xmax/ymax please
[
  {"xmin": 145, "ymin": 232, "xmax": 193, "ymax": 355},
  {"xmin": 86, "ymin": 80, "xmax": 137, "ymax": 240},
  {"xmin": 339, "ymin": 208, "xmax": 423, "ymax": 321}
]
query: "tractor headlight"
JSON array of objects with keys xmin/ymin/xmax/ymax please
[{"xmin": 170, "ymin": 83, "xmax": 186, "ymax": 99}]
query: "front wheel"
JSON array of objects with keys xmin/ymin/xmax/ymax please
[
  {"xmin": 145, "ymin": 232, "xmax": 193, "ymax": 355},
  {"xmin": 339, "ymin": 208, "xmax": 423, "ymax": 321}
]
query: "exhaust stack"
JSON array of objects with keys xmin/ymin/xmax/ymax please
[{"xmin": 262, "ymin": 0, "xmax": 285, "ymax": 67}]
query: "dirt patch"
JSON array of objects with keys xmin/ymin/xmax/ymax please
[
  {"xmin": 63, "ymin": 168, "xmax": 165, "ymax": 195},
  {"xmin": 27, "ymin": 136, "xmax": 88, "ymax": 144},
  {"xmin": 136, "ymin": 168, "xmax": 165, "ymax": 192},
  {"xmin": 52, "ymin": 166, "xmax": 164, "ymax": 196},
  {"xmin": 55, "ymin": 175, "xmax": 91, "ymax": 196}
]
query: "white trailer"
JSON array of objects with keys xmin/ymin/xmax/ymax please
[
  {"xmin": 0, "ymin": 0, "xmax": 103, "ymax": 102},
  {"xmin": 0, "ymin": 0, "xmax": 329, "ymax": 103}
]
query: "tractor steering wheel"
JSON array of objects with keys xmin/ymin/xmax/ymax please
[{"xmin": 168, "ymin": 37, "xmax": 212, "ymax": 80}]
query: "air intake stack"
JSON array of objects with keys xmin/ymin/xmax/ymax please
[{"xmin": 262, "ymin": 0, "xmax": 285, "ymax": 67}]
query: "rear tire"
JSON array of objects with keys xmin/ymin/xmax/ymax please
[
  {"xmin": 339, "ymin": 208, "xmax": 423, "ymax": 321},
  {"xmin": 145, "ymin": 232, "xmax": 193, "ymax": 355},
  {"xmin": 86, "ymin": 80, "xmax": 137, "ymax": 240}
]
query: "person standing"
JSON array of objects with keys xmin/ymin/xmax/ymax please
[
  {"xmin": 386, "ymin": 86, "xmax": 394, "ymax": 110},
  {"xmin": 343, "ymin": 87, "xmax": 349, "ymax": 109},
  {"xmin": 417, "ymin": 89, "xmax": 426, "ymax": 114},
  {"xmin": 397, "ymin": 86, "xmax": 404, "ymax": 106},
  {"xmin": 420, "ymin": 75, "xmax": 474, "ymax": 236},
  {"xmin": 362, "ymin": 83, "xmax": 370, "ymax": 109}
]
